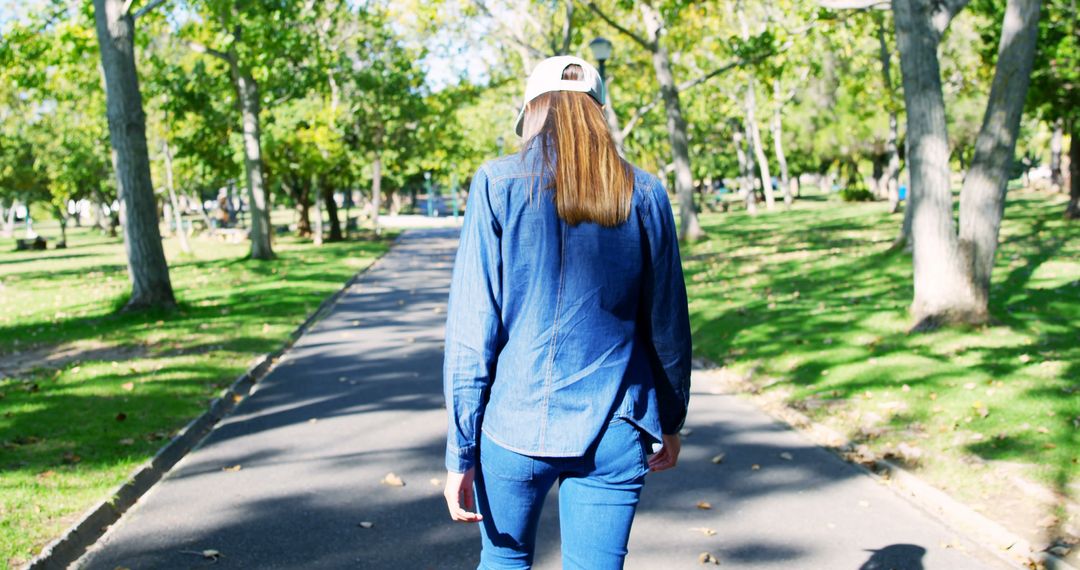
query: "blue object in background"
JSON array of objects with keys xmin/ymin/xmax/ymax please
[{"xmin": 899, "ymin": 185, "xmax": 907, "ymax": 201}]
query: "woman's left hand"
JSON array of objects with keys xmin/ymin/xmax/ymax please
[
  {"xmin": 647, "ymin": 433, "xmax": 681, "ymax": 472},
  {"xmin": 443, "ymin": 468, "xmax": 483, "ymax": 523}
]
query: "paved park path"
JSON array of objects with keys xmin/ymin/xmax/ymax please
[{"xmin": 75, "ymin": 228, "xmax": 1014, "ymax": 570}]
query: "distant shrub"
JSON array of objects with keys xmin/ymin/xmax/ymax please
[{"xmin": 839, "ymin": 185, "xmax": 875, "ymax": 202}]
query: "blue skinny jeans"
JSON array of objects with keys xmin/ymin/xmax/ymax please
[{"xmin": 474, "ymin": 417, "xmax": 651, "ymax": 569}]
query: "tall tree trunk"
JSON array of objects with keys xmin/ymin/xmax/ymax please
[
  {"xmin": 296, "ymin": 198, "xmax": 312, "ymax": 237},
  {"xmin": 1067, "ymin": 119, "xmax": 1080, "ymax": 219},
  {"xmin": 231, "ymin": 60, "xmax": 274, "ymax": 259},
  {"xmin": 284, "ymin": 174, "xmax": 312, "ymax": 237},
  {"xmin": 390, "ymin": 189, "xmax": 403, "ymax": 215},
  {"xmin": 163, "ymin": 139, "xmax": 191, "ymax": 254},
  {"xmin": 893, "ymin": 0, "xmax": 976, "ymax": 327},
  {"xmin": 54, "ymin": 205, "xmax": 68, "ymax": 248},
  {"xmin": 895, "ymin": 0, "xmax": 1041, "ymax": 327},
  {"xmin": 1049, "ymin": 118, "xmax": 1064, "ymax": 190},
  {"xmin": 2, "ymin": 200, "xmax": 15, "ymax": 237},
  {"xmin": 92, "ymin": 0, "xmax": 175, "ymax": 310},
  {"xmin": 323, "ymin": 185, "xmax": 342, "ymax": 242},
  {"xmin": 641, "ymin": 2, "xmax": 703, "ymax": 242},
  {"xmin": 371, "ymin": 152, "xmax": 382, "ymax": 234},
  {"xmin": 876, "ymin": 13, "xmax": 903, "ymax": 214},
  {"xmin": 772, "ymin": 80, "xmax": 793, "ymax": 208},
  {"xmin": 957, "ymin": 0, "xmax": 1041, "ymax": 315},
  {"xmin": 745, "ymin": 81, "xmax": 775, "ymax": 209},
  {"xmin": 885, "ymin": 111, "xmax": 902, "ymax": 214},
  {"xmin": 734, "ymin": 124, "xmax": 757, "ymax": 215},
  {"xmin": 190, "ymin": 192, "xmax": 215, "ymax": 235},
  {"xmin": 737, "ymin": 1, "xmax": 774, "ymax": 210},
  {"xmin": 312, "ymin": 174, "xmax": 323, "ymax": 246}
]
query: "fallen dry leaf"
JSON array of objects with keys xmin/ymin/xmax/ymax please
[
  {"xmin": 751, "ymin": 464, "xmax": 761, "ymax": 471},
  {"xmin": 222, "ymin": 465, "xmax": 242, "ymax": 472},
  {"xmin": 710, "ymin": 453, "xmax": 726, "ymax": 464},
  {"xmin": 696, "ymin": 501, "xmax": 712, "ymax": 510},
  {"xmin": 115, "ymin": 412, "xmax": 127, "ymax": 422},
  {"xmin": 381, "ymin": 472, "xmax": 405, "ymax": 487},
  {"xmin": 689, "ymin": 527, "xmax": 718, "ymax": 536},
  {"xmin": 698, "ymin": 552, "xmax": 720, "ymax": 565}
]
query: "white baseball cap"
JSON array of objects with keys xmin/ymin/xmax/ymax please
[{"xmin": 514, "ymin": 55, "xmax": 606, "ymax": 137}]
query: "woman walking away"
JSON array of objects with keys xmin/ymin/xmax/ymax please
[{"xmin": 442, "ymin": 55, "xmax": 692, "ymax": 570}]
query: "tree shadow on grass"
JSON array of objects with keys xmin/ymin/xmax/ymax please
[{"xmin": 683, "ymin": 193, "xmax": 1079, "ymax": 563}]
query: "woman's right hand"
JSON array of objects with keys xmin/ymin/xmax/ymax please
[
  {"xmin": 443, "ymin": 468, "xmax": 483, "ymax": 523},
  {"xmin": 647, "ymin": 433, "xmax": 681, "ymax": 472}
]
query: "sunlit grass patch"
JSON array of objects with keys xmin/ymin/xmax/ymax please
[
  {"xmin": 0, "ymin": 223, "xmax": 392, "ymax": 567},
  {"xmin": 683, "ymin": 188, "xmax": 1078, "ymax": 531}
]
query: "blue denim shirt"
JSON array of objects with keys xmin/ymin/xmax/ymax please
[{"xmin": 443, "ymin": 143, "xmax": 692, "ymax": 473}]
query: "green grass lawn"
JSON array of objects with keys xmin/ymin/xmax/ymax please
[
  {"xmin": 0, "ymin": 221, "xmax": 392, "ymax": 568},
  {"xmin": 683, "ymin": 188, "xmax": 1078, "ymax": 539}
]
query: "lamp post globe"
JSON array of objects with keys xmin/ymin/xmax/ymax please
[{"xmin": 588, "ymin": 36, "xmax": 613, "ymax": 80}]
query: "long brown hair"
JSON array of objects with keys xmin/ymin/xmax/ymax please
[{"xmin": 521, "ymin": 64, "xmax": 634, "ymax": 227}]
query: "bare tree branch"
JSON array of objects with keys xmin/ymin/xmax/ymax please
[
  {"xmin": 560, "ymin": 0, "xmax": 574, "ymax": 55},
  {"xmin": 932, "ymin": 0, "xmax": 971, "ymax": 33},
  {"xmin": 132, "ymin": 0, "xmax": 170, "ymax": 20},
  {"xmin": 585, "ymin": 1, "xmax": 652, "ymax": 49},
  {"xmin": 818, "ymin": 0, "xmax": 888, "ymax": 9},
  {"xmin": 552, "ymin": 0, "xmax": 578, "ymax": 55},
  {"xmin": 185, "ymin": 40, "xmax": 233, "ymax": 63},
  {"xmin": 619, "ymin": 97, "xmax": 659, "ymax": 140},
  {"xmin": 472, "ymin": 0, "xmax": 549, "ymax": 61},
  {"xmin": 618, "ymin": 38, "xmax": 795, "ymax": 141},
  {"xmin": 618, "ymin": 58, "xmax": 742, "ymax": 140}
]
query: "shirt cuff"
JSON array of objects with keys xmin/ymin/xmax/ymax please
[{"xmin": 445, "ymin": 443, "xmax": 477, "ymax": 473}]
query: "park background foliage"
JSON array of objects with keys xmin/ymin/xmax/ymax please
[{"xmin": 0, "ymin": 0, "xmax": 1077, "ymax": 566}]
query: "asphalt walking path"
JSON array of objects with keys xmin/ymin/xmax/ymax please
[{"xmin": 75, "ymin": 228, "xmax": 1012, "ymax": 570}]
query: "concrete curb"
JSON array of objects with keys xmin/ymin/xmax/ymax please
[
  {"xmin": 868, "ymin": 459, "xmax": 1078, "ymax": 570},
  {"xmin": 23, "ymin": 234, "xmax": 404, "ymax": 570},
  {"xmin": 692, "ymin": 364, "xmax": 1078, "ymax": 570}
]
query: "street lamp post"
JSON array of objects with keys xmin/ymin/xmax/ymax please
[
  {"xmin": 588, "ymin": 37, "xmax": 613, "ymax": 87},
  {"xmin": 589, "ymin": 36, "xmax": 624, "ymax": 154}
]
